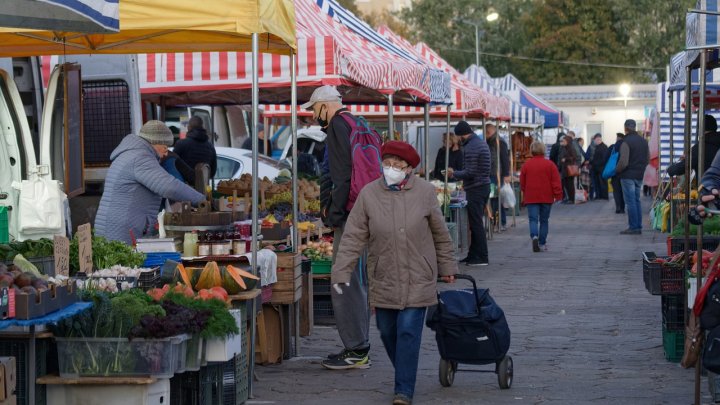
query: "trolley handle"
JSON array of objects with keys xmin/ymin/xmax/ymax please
[{"xmin": 437, "ymin": 274, "xmax": 483, "ymax": 311}]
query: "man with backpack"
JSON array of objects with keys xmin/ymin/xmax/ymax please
[{"xmin": 303, "ymin": 85, "xmax": 382, "ymax": 370}]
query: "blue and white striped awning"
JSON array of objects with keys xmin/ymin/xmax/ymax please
[
  {"xmin": 495, "ymin": 73, "xmax": 563, "ymax": 128},
  {"xmin": 685, "ymin": 0, "xmax": 720, "ymax": 68},
  {"xmin": 668, "ymin": 51, "xmax": 720, "ymax": 91},
  {"xmin": 0, "ymin": 0, "xmax": 119, "ymax": 33},
  {"xmin": 315, "ymin": 0, "xmax": 450, "ymax": 104},
  {"xmin": 464, "ymin": 65, "xmax": 539, "ymax": 127}
]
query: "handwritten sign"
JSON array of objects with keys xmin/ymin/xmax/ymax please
[
  {"xmin": 77, "ymin": 223, "xmax": 93, "ymax": 274},
  {"xmin": 53, "ymin": 235, "xmax": 70, "ymax": 277}
]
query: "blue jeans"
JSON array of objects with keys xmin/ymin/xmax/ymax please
[
  {"xmin": 526, "ymin": 203, "xmax": 552, "ymax": 245},
  {"xmin": 620, "ymin": 178, "xmax": 642, "ymax": 230},
  {"xmin": 375, "ymin": 307, "xmax": 427, "ymax": 399}
]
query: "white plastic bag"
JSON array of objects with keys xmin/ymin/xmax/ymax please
[
  {"xmin": 574, "ymin": 184, "xmax": 588, "ymax": 204},
  {"xmin": 500, "ymin": 183, "xmax": 516, "ymax": 208},
  {"xmin": 16, "ymin": 176, "xmax": 66, "ymax": 233}
]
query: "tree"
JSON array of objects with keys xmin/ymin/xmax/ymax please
[{"xmin": 364, "ymin": 9, "xmax": 411, "ymax": 38}]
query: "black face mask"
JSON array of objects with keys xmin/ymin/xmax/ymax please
[{"xmin": 316, "ymin": 104, "xmax": 329, "ymax": 128}]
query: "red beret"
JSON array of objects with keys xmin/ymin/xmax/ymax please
[{"xmin": 381, "ymin": 141, "xmax": 421, "ymax": 168}]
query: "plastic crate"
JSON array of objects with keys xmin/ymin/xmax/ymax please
[
  {"xmin": 311, "ymin": 260, "xmax": 332, "ymax": 275},
  {"xmin": 0, "ymin": 206, "xmax": 8, "ymax": 244},
  {"xmin": 662, "ymin": 327, "xmax": 684, "ymax": 363},
  {"xmin": 0, "ymin": 337, "xmax": 51, "ymax": 405},
  {"xmin": 143, "ymin": 252, "xmax": 182, "ymax": 267},
  {"xmin": 313, "ymin": 277, "xmax": 331, "ymax": 296},
  {"xmin": 667, "ymin": 236, "xmax": 720, "ymax": 255},
  {"xmin": 661, "ymin": 295, "xmax": 686, "ymax": 331},
  {"xmin": 186, "ymin": 334, "xmax": 204, "ymax": 372},
  {"xmin": 313, "ymin": 296, "xmax": 335, "ymax": 325},
  {"xmin": 137, "ymin": 266, "xmax": 161, "ymax": 291},
  {"xmin": 709, "ymin": 371, "xmax": 720, "ymax": 403},
  {"xmin": 644, "ymin": 253, "xmax": 685, "ymax": 295},
  {"xmin": 174, "ymin": 363, "xmax": 226, "ymax": 405},
  {"xmin": 223, "ymin": 326, "xmax": 249, "ymax": 405},
  {"xmin": 3, "ymin": 256, "xmax": 56, "ymax": 276},
  {"xmin": 56, "ymin": 335, "xmax": 183, "ymax": 378}
]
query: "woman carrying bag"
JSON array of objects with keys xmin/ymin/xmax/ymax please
[{"xmin": 559, "ymin": 135, "xmax": 579, "ymax": 204}]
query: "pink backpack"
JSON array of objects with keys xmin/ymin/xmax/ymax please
[{"xmin": 339, "ymin": 112, "xmax": 383, "ymax": 211}]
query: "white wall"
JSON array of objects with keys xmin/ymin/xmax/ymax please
[{"xmin": 560, "ymin": 103, "xmax": 648, "ymax": 146}]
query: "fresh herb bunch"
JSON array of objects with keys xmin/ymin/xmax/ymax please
[
  {"xmin": 162, "ymin": 292, "xmax": 239, "ymax": 338},
  {"xmin": 0, "ymin": 238, "xmax": 55, "ymax": 261},
  {"xmin": 129, "ymin": 299, "xmax": 211, "ymax": 339},
  {"xmin": 69, "ymin": 234, "xmax": 146, "ymax": 274}
]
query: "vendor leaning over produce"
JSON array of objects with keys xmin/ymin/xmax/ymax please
[
  {"xmin": 332, "ymin": 141, "xmax": 457, "ymax": 405},
  {"xmin": 304, "ymin": 85, "xmax": 372, "ymax": 370},
  {"xmin": 95, "ymin": 120, "xmax": 205, "ymax": 244}
]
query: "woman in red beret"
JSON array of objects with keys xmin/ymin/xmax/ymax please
[{"xmin": 331, "ymin": 141, "xmax": 457, "ymax": 405}]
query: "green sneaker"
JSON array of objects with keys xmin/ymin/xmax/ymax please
[{"xmin": 321, "ymin": 349, "xmax": 371, "ymax": 370}]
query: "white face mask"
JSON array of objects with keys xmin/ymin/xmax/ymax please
[{"xmin": 383, "ymin": 166, "xmax": 407, "ymax": 186}]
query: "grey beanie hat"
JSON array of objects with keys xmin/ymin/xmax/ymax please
[{"xmin": 138, "ymin": 120, "xmax": 174, "ymax": 146}]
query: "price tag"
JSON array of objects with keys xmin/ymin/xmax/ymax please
[
  {"xmin": 77, "ymin": 223, "xmax": 93, "ymax": 274},
  {"xmin": 53, "ymin": 235, "xmax": 70, "ymax": 277}
]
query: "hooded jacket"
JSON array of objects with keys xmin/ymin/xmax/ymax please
[
  {"xmin": 95, "ymin": 135, "xmax": 205, "ymax": 244},
  {"xmin": 452, "ymin": 133, "xmax": 491, "ymax": 191},
  {"xmin": 331, "ymin": 175, "xmax": 457, "ymax": 309},
  {"xmin": 319, "ymin": 108, "xmax": 353, "ymax": 228},
  {"xmin": 174, "ymin": 127, "xmax": 217, "ymax": 177},
  {"xmin": 667, "ymin": 132, "xmax": 720, "ymax": 176}
]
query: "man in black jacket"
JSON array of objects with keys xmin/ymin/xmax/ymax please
[
  {"xmin": 590, "ymin": 133, "xmax": 609, "ymax": 200},
  {"xmin": 173, "ymin": 116, "xmax": 217, "ymax": 177},
  {"xmin": 667, "ymin": 114, "xmax": 720, "ymax": 178},
  {"xmin": 485, "ymin": 123, "xmax": 510, "ymax": 231},
  {"xmin": 447, "ymin": 121, "xmax": 492, "ymax": 266},
  {"xmin": 615, "ymin": 119, "xmax": 649, "ymax": 234},
  {"xmin": 303, "ymin": 85, "xmax": 371, "ymax": 370}
]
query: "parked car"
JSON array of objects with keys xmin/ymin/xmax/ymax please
[{"xmin": 214, "ymin": 146, "xmax": 289, "ymax": 184}]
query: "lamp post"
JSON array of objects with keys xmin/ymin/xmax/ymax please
[
  {"xmin": 459, "ymin": 10, "xmax": 499, "ymax": 67},
  {"xmin": 619, "ymin": 83, "xmax": 631, "ymax": 119}
]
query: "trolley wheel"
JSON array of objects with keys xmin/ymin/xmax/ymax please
[
  {"xmin": 439, "ymin": 359, "xmax": 457, "ymax": 387},
  {"xmin": 497, "ymin": 355, "xmax": 513, "ymax": 389}
]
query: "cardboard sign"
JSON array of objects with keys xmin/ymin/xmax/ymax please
[
  {"xmin": 53, "ymin": 235, "xmax": 70, "ymax": 277},
  {"xmin": 77, "ymin": 223, "xmax": 93, "ymax": 274}
]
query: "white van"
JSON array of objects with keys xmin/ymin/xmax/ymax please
[{"xmin": 0, "ymin": 54, "xmax": 143, "ymax": 241}]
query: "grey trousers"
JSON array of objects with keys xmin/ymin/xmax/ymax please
[{"xmin": 331, "ymin": 224, "xmax": 371, "ymax": 351}]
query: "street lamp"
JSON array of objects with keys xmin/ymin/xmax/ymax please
[
  {"xmin": 619, "ymin": 83, "xmax": 631, "ymax": 119},
  {"xmin": 459, "ymin": 9, "xmax": 499, "ymax": 67}
]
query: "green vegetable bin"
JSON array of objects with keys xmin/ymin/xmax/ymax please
[
  {"xmin": 311, "ymin": 260, "xmax": 332, "ymax": 275},
  {"xmin": 0, "ymin": 206, "xmax": 8, "ymax": 244}
]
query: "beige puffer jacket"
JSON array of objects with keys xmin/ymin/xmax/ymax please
[{"xmin": 331, "ymin": 175, "xmax": 458, "ymax": 309}]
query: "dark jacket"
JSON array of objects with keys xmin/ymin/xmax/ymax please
[
  {"xmin": 549, "ymin": 133, "xmax": 564, "ymax": 170},
  {"xmin": 241, "ymin": 135, "xmax": 273, "ymax": 157},
  {"xmin": 487, "ymin": 135, "xmax": 510, "ymax": 183},
  {"xmin": 95, "ymin": 135, "xmax": 205, "ymax": 244},
  {"xmin": 667, "ymin": 132, "xmax": 720, "ymax": 176},
  {"xmin": 591, "ymin": 143, "xmax": 609, "ymax": 172},
  {"xmin": 615, "ymin": 131, "xmax": 649, "ymax": 180},
  {"xmin": 174, "ymin": 128, "xmax": 217, "ymax": 177},
  {"xmin": 452, "ymin": 133, "xmax": 491, "ymax": 191},
  {"xmin": 432, "ymin": 147, "xmax": 464, "ymax": 181},
  {"xmin": 319, "ymin": 108, "xmax": 353, "ymax": 228},
  {"xmin": 558, "ymin": 144, "xmax": 578, "ymax": 179}
]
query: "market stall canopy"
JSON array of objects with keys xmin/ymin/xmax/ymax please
[
  {"xmin": 138, "ymin": 0, "xmax": 450, "ymax": 106},
  {"xmin": 465, "ymin": 65, "xmax": 539, "ymax": 127},
  {"xmin": 0, "ymin": 0, "xmax": 119, "ymax": 32},
  {"xmin": 495, "ymin": 73, "xmax": 565, "ymax": 128},
  {"xmin": 685, "ymin": 0, "xmax": 720, "ymax": 68},
  {"xmin": 0, "ymin": 0, "xmax": 296, "ymax": 57}
]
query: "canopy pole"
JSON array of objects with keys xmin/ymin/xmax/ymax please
[
  {"xmin": 669, "ymin": 91, "xmax": 675, "ymax": 232},
  {"xmin": 695, "ymin": 50, "xmax": 708, "ymax": 405},
  {"xmin": 444, "ymin": 105, "xmax": 451, "ymax": 217},
  {"xmin": 249, "ymin": 32, "xmax": 259, "ymax": 399},
  {"xmin": 424, "ymin": 104, "xmax": 430, "ymax": 180},
  {"xmin": 495, "ymin": 119, "xmax": 502, "ymax": 231},
  {"xmin": 388, "ymin": 93, "xmax": 395, "ymax": 141},
  {"xmin": 682, "ymin": 65, "xmax": 693, "ymax": 404},
  {"xmin": 291, "ymin": 52, "xmax": 299, "ymax": 252},
  {"xmin": 509, "ymin": 120, "xmax": 516, "ymax": 227}
]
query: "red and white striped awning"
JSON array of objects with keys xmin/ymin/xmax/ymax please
[{"xmin": 136, "ymin": 0, "xmax": 449, "ymax": 105}]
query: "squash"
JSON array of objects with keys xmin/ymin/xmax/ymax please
[
  {"xmin": 222, "ymin": 265, "xmax": 259, "ymax": 294},
  {"xmin": 195, "ymin": 261, "xmax": 223, "ymax": 290}
]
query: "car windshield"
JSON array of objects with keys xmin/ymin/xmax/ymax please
[{"xmin": 243, "ymin": 152, "xmax": 291, "ymax": 170}]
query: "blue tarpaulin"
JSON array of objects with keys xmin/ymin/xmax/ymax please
[{"xmin": 0, "ymin": 0, "xmax": 119, "ymax": 32}]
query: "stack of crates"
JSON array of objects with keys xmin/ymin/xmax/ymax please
[
  {"xmin": 313, "ymin": 277, "xmax": 334, "ymax": 325},
  {"xmin": 661, "ymin": 294, "xmax": 685, "ymax": 363},
  {"xmin": 0, "ymin": 337, "xmax": 52, "ymax": 405},
  {"xmin": 0, "ymin": 206, "xmax": 8, "ymax": 243}
]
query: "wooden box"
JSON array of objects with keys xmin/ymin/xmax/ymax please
[
  {"xmin": 276, "ymin": 252, "xmax": 301, "ymax": 270},
  {"xmin": 269, "ymin": 285, "xmax": 302, "ymax": 304}
]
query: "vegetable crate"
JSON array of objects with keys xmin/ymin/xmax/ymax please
[
  {"xmin": 662, "ymin": 326, "xmax": 684, "ymax": 363},
  {"xmin": 2, "ymin": 256, "xmax": 55, "ymax": 277},
  {"xmin": 661, "ymin": 295, "xmax": 686, "ymax": 332},
  {"xmin": 643, "ymin": 252, "xmax": 684, "ymax": 295},
  {"xmin": 311, "ymin": 260, "xmax": 331, "ymax": 275},
  {"xmin": 0, "ymin": 206, "xmax": 8, "ymax": 244},
  {"xmin": 222, "ymin": 326, "xmax": 249, "ymax": 405},
  {"xmin": 0, "ymin": 336, "xmax": 51, "ymax": 405},
  {"xmin": 667, "ymin": 236, "xmax": 720, "ymax": 255},
  {"xmin": 313, "ymin": 295, "xmax": 335, "ymax": 325},
  {"xmin": 172, "ymin": 363, "xmax": 225, "ymax": 405},
  {"xmin": 313, "ymin": 277, "xmax": 331, "ymax": 296}
]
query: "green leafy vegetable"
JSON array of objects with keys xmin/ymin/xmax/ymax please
[
  {"xmin": 162, "ymin": 292, "xmax": 239, "ymax": 338},
  {"xmin": 69, "ymin": 234, "xmax": 146, "ymax": 275}
]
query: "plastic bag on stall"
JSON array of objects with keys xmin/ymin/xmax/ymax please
[
  {"xmin": 500, "ymin": 183, "xmax": 516, "ymax": 209},
  {"xmin": 14, "ymin": 176, "xmax": 66, "ymax": 234}
]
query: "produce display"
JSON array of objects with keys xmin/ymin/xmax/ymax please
[
  {"xmin": 218, "ymin": 175, "xmax": 321, "ymax": 201},
  {"xmin": 69, "ymin": 235, "xmax": 145, "ymax": 275},
  {"xmin": 73, "ymin": 265, "xmax": 158, "ymax": 293},
  {"xmin": 172, "ymin": 261, "xmax": 260, "ymax": 295},
  {"xmin": 0, "ymin": 238, "xmax": 54, "ymax": 261},
  {"xmin": 301, "ymin": 239, "xmax": 333, "ymax": 261},
  {"xmin": 0, "ymin": 260, "xmax": 52, "ymax": 296}
]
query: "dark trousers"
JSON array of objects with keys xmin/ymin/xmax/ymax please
[
  {"xmin": 466, "ymin": 184, "xmax": 490, "ymax": 262},
  {"xmin": 562, "ymin": 177, "xmax": 575, "ymax": 202},
  {"xmin": 611, "ymin": 176, "xmax": 625, "ymax": 212},
  {"xmin": 592, "ymin": 171, "xmax": 609, "ymax": 199}
]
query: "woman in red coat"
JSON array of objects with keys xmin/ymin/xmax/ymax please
[{"xmin": 520, "ymin": 141, "xmax": 563, "ymax": 252}]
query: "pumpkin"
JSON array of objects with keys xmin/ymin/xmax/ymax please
[
  {"xmin": 221, "ymin": 265, "xmax": 259, "ymax": 294},
  {"xmin": 194, "ymin": 262, "xmax": 223, "ymax": 290}
]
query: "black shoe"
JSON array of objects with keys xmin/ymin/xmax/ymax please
[
  {"xmin": 620, "ymin": 228, "xmax": 642, "ymax": 235},
  {"xmin": 459, "ymin": 256, "xmax": 471, "ymax": 263},
  {"xmin": 615, "ymin": 210, "xmax": 625, "ymax": 214},
  {"xmin": 321, "ymin": 349, "xmax": 371, "ymax": 370},
  {"xmin": 532, "ymin": 237, "xmax": 540, "ymax": 252},
  {"xmin": 466, "ymin": 259, "xmax": 489, "ymax": 266}
]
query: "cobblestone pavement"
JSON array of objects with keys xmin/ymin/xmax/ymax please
[{"xmin": 251, "ymin": 197, "xmax": 709, "ymax": 404}]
